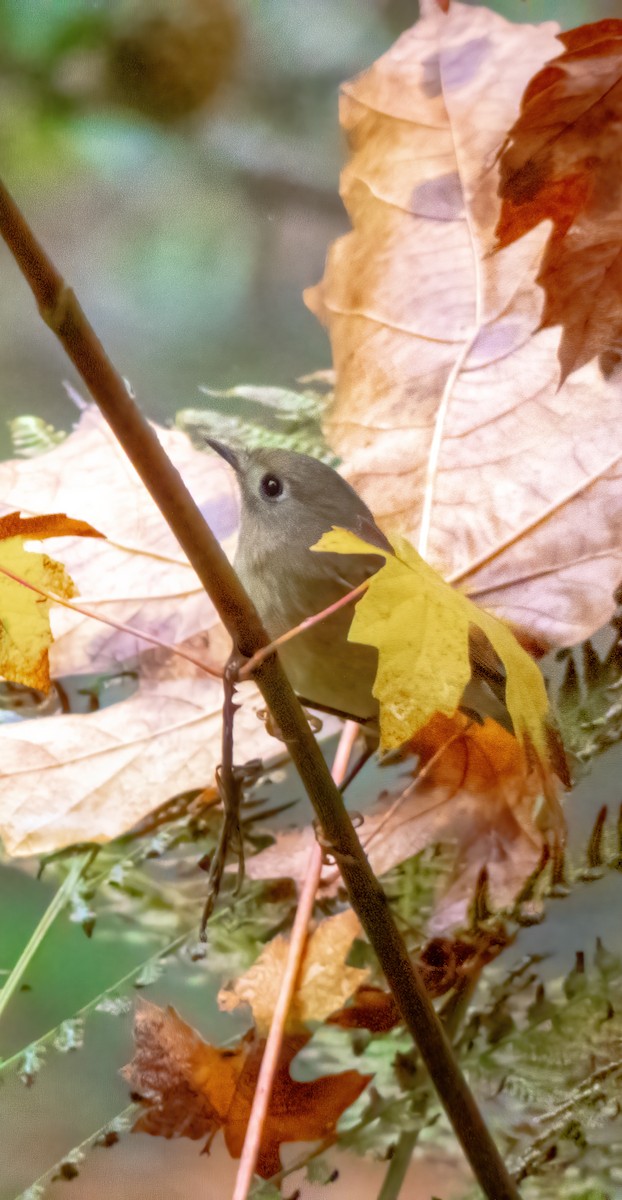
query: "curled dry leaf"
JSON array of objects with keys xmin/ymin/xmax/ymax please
[
  {"xmin": 123, "ymin": 999, "xmax": 372, "ymax": 1179},
  {"xmin": 217, "ymin": 909, "xmax": 369, "ymax": 1034},
  {"xmin": 497, "ymin": 19, "xmax": 622, "ymax": 384},
  {"xmin": 327, "ymin": 925, "xmax": 510, "ymax": 1031},
  {"xmin": 0, "ymin": 512, "xmax": 103, "ymax": 691},
  {"xmin": 305, "ymin": 3, "xmax": 622, "ymax": 647},
  {"xmin": 327, "ymin": 985, "xmax": 401, "ymax": 1033},
  {"xmin": 0, "ymin": 406, "xmax": 240, "ymax": 676},
  {"xmin": 365, "ymin": 712, "xmax": 561, "ymax": 932}
]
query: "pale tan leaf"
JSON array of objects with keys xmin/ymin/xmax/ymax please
[
  {"xmin": 305, "ymin": 2, "xmax": 622, "ymax": 647},
  {"xmin": 217, "ymin": 910, "xmax": 368, "ymax": 1034},
  {"xmin": 0, "ymin": 656, "xmax": 279, "ymax": 855},
  {"xmin": 242, "ymin": 825, "xmax": 341, "ymax": 897}
]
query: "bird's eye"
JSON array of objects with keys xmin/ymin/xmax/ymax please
[{"xmin": 260, "ymin": 473, "xmax": 283, "ymax": 499}]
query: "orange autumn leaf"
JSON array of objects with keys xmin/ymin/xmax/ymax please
[
  {"xmin": 362, "ymin": 712, "xmax": 564, "ymax": 930},
  {"xmin": 497, "ymin": 19, "xmax": 622, "ymax": 383},
  {"xmin": 122, "ymin": 1000, "xmax": 371, "ymax": 1179},
  {"xmin": 222, "ymin": 1034, "xmax": 369, "ymax": 1176},
  {"xmin": 0, "ymin": 512, "xmax": 104, "ymax": 542}
]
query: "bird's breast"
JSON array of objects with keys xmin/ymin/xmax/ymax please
[{"xmin": 236, "ymin": 554, "xmax": 379, "ymax": 721}]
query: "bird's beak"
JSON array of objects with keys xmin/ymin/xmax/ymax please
[{"xmin": 206, "ymin": 439, "xmax": 240, "ymax": 472}]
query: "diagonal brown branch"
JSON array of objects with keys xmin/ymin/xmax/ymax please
[
  {"xmin": 0, "ymin": 176, "xmax": 521, "ymax": 1200},
  {"xmin": 232, "ymin": 719, "xmax": 360, "ymax": 1200}
]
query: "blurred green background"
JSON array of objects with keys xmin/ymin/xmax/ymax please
[
  {"xmin": 0, "ymin": 0, "xmax": 412, "ymax": 460},
  {"xmin": 1, "ymin": 1, "xmax": 621, "ymax": 1197}
]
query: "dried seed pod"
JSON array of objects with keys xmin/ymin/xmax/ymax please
[{"xmin": 108, "ymin": 0, "xmax": 239, "ymax": 123}]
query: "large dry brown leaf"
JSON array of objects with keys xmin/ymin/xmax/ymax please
[
  {"xmin": 0, "ymin": 409, "xmax": 346, "ymax": 854},
  {"xmin": 305, "ymin": 1, "xmax": 622, "ymax": 648},
  {"xmin": 0, "ymin": 651, "xmax": 281, "ymax": 855},
  {"xmin": 0, "ymin": 406, "xmax": 239, "ymax": 675}
]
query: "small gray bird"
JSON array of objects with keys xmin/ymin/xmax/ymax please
[{"xmin": 207, "ymin": 441, "xmax": 512, "ymax": 735}]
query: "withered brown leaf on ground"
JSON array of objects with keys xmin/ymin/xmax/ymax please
[
  {"xmin": 306, "ymin": 2, "xmax": 622, "ymax": 648},
  {"xmin": 497, "ymin": 19, "xmax": 622, "ymax": 383},
  {"xmin": 123, "ymin": 999, "xmax": 372, "ymax": 1179}
]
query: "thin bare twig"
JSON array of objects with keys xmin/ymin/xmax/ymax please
[
  {"xmin": 0, "ymin": 176, "xmax": 521, "ymax": 1200},
  {"xmin": 232, "ymin": 719, "xmax": 360, "ymax": 1200},
  {"xmin": 0, "ymin": 562, "xmax": 224, "ymax": 678},
  {"xmin": 0, "ymin": 853, "xmax": 89, "ymax": 1025},
  {"xmin": 200, "ymin": 659, "xmax": 244, "ymax": 936}
]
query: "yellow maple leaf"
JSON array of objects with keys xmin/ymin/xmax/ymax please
[
  {"xmin": 217, "ymin": 909, "xmax": 369, "ymax": 1035},
  {"xmin": 312, "ymin": 528, "xmax": 549, "ymax": 755},
  {"xmin": 0, "ymin": 512, "xmax": 103, "ymax": 691}
]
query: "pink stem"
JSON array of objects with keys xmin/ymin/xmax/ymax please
[
  {"xmin": 0, "ymin": 562, "xmax": 224, "ymax": 679},
  {"xmin": 231, "ymin": 719, "xmax": 361, "ymax": 1199}
]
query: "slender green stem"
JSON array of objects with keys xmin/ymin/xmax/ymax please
[
  {"xmin": 0, "ymin": 854, "xmax": 88, "ymax": 1024},
  {"xmin": 0, "ymin": 928, "xmax": 192, "ymax": 1078},
  {"xmin": 14, "ymin": 1103, "xmax": 138, "ymax": 1198},
  {"xmin": 377, "ymin": 1129, "xmax": 421, "ymax": 1200}
]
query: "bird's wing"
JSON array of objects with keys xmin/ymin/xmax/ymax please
[{"xmin": 317, "ymin": 550, "xmax": 385, "ymax": 594}]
